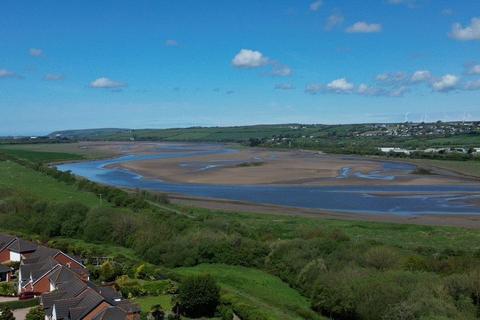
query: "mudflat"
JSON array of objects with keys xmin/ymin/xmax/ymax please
[{"xmin": 97, "ymin": 142, "xmax": 477, "ymax": 186}]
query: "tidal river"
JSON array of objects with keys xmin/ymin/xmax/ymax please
[{"xmin": 57, "ymin": 145, "xmax": 480, "ymax": 216}]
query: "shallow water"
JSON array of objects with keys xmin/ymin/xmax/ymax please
[{"xmin": 57, "ymin": 144, "xmax": 480, "ymax": 216}]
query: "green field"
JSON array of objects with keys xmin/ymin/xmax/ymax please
[
  {"xmin": 0, "ymin": 147, "xmax": 85, "ymax": 163},
  {"xmin": 0, "ymin": 143, "xmax": 112, "ymax": 160},
  {"xmin": 409, "ymin": 158, "xmax": 480, "ymax": 178},
  {"xmin": 132, "ymin": 295, "xmax": 173, "ymax": 312},
  {"xmin": 0, "ymin": 161, "xmax": 101, "ymax": 206},
  {"xmin": 176, "ymin": 264, "xmax": 321, "ymax": 320}
]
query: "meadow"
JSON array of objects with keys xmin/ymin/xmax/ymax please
[{"xmin": 2, "ymin": 147, "xmax": 480, "ymax": 319}]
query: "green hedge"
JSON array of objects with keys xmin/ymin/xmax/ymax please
[{"xmin": 0, "ymin": 298, "xmax": 39, "ymax": 310}]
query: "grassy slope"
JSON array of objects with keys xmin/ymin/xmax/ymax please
[
  {"xmin": 0, "ymin": 143, "xmax": 111, "ymax": 160},
  {"xmin": 175, "ymin": 264, "xmax": 321, "ymax": 320},
  {"xmin": 0, "ymin": 146, "xmax": 85, "ymax": 163},
  {"xmin": 0, "ymin": 161, "xmax": 101, "ymax": 206},
  {"xmin": 409, "ymin": 158, "xmax": 480, "ymax": 178},
  {"xmin": 180, "ymin": 206, "xmax": 480, "ymax": 253}
]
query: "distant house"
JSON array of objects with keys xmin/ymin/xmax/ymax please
[{"xmin": 0, "ymin": 235, "xmax": 37, "ymax": 263}]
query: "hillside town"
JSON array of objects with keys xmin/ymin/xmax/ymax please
[{"xmin": 0, "ymin": 234, "xmax": 140, "ymax": 320}]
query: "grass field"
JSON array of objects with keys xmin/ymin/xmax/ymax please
[
  {"xmin": 409, "ymin": 159, "xmax": 480, "ymax": 178},
  {"xmin": 0, "ymin": 143, "xmax": 111, "ymax": 160},
  {"xmin": 0, "ymin": 161, "xmax": 101, "ymax": 206},
  {"xmin": 175, "ymin": 264, "xmax": 323, "ymax": 320},
  {"xmin": 0, "ymin": 147, "xmax": 85, "ymax": 163}
]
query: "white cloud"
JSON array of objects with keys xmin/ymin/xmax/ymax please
[
  {"xmin": 89, "ymin": 77, "xmax": 126, "ymax": 89},
  {"xmin": 358, "ymin": 84, "xmax": 382, "ymax": 96},
  {"xmin": 389, "ymin": 86, "xmax": 409, "ymax": 97},
  {"xmin": 327, "ymin": 78, "xmax": 354, "ymax": 93},
  {"xmin": 376, "ymin": 72, "xmax": 407, "ymax": 83},
  {"xmin": 450, "ymin": 17, "xmax": 480, "ymax": 41},
  {"xmin": 441, "ymin": 8, "xmax": 454, "ymax": 16},
  {"xmin": 325, "ymin": 13, "xmax": 344, "ymax": 31},
  {"xmin": 271, "ymin": 64, "xmax": 293, "ymax": 77},
  {"xmin": 387, "ymin": 0, "xmax": 418, "ymax": 8},
  {"xmin": 165, "ymin": 39, "xmax": 179, "ymax": 47},
  {"xmin": 232, "ymin": 49, "xmax": 269, "ymax": 68},
  {"xmin": 467, "ymin": 64, "xmax": 480, "ymax": 75},
  {"xmin": 29, "ymin": 48, "xmax": 43, "ymax": 57},
  {"xmin": 305, "ymin": 84, "xmax": 324, "ymax": 95},
  {"xmin": 431, "ymin": 74, "xmax": 459, "ymax": 92},
  {"xmin": 309, "ymin": 0, "xmax": 323, "ymax": 11},
  {"xmin": 465, "ymin": 79, "xmax": 480, "ymax": 91},
  {"xmin": 346, "ymin": 22, "xmax": 382, "ymax": 33},
  {"xmin": 0, "ymin": 69, "xmax": 17, "ymax": 78},
  {"xmin": 44, "ymin": 74, "xmax": 64, "ymax": 81},
  {"xmin": 275, "ymin": 83, "xmax": 295, "ymax": 90},
  {"xmin": 411, "ymin": 70, "xmax": 431, "ymax": 82}
]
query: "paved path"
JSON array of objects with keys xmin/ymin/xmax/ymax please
[
  {"xmin": 13, "ymin": 307, "xmax": 31, "ymax": 320},
  {"xmin": 0, "ymin": 296, "xmax": 17, "ymax": 303}
]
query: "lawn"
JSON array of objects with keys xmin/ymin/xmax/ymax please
[
  {"xmin": 0, "ymin": 147, "xmax": 85, "ymax": 163},
  {"xmin": 132, "ymin": 295, "xmax": 173, "ymax": 313},
  {"xmin": 0, "ymin": 161, "xmax": 102, "ymax": 206},
  {"xmin": 175, "ymin": 264, "xmax": 323, "ymax": 320}
]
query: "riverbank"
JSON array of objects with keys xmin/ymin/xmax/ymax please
[{"xmin": 168, "ymin": 194, "xmax": 480, "ymax": 229}]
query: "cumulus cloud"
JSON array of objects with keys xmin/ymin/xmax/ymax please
[
  {"xmin": 376, "ymin": 72, "xmax": 407, "ymax": 83},
  {"xmin": 44, "ymin": 74, "xmax": 64, "ymax": 81},
  {"xmin": 271, "ymin": 64, "xmax": 293, "ymax": 77},
  {"xmin": 309, "ymin": 0, "xmax": 323, "ymax": 11},
  {"xmin": 450, "ymin": 17, "xmax": 480, "ymax": 41},
  {"xmin": 305, "ymin": 84, "xmax": 324, "ymax": 95},
  {"xmin": 411, "ymin": 70, "xmax": 432, "ymax": 82},
  {"xmin": 467, "ymin": 64, "xmax": 480, "ymax": 75},
  {"xmin": 165, "ymin": 39, "xmax": 179, "ymax": 47},
  {"xmin": 465, "ymin": 79, "xmax": 480, "ymax": 91},
  {"xmin": 29, "ymin": 48, "xmax": 43, "ymax": 57},
  {"xmin": 232, "ymin": 49, "xmax": 269, "ymax": 68},
  {"xmin": 0, "ymin": 69, "xmax": 17, "ymax": 78},
  {"xmin": 431, "ymin": 74, "xmax": 459, "ymax": 92},
  {"xmin": 89, "ymin": 77, "xmax": 126, "ymax": 89},
  {"xmin": 346, "ymin": 22, "xmax": 382, "ymax": 33},
  {"xmin": 327, "ymin": 78, "xmax": 354, "ymax": 92},
  {"xmin": 325, "ymin": 13, "xmax": 344, "ymax": 31},
  {"xmin": 275, "ymin": 83, "xmax": 295, "ymax": 90}
]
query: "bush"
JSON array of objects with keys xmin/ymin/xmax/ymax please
[
  {"xmin": 363, "ymin": 246, "xmax": 399, "ymax": 271},
  {"xmin": 178, "ymin": 275, "xmax": 220, "ymax": 318},
  {"xmin": 26, "ymin": 306, "xmax": 45, "ymax": 320},
  {"xmin": 0, "ymin": 283, "xmax": 15, "ymax": 297}
]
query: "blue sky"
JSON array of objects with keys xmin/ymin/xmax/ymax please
[{"xmin": 1, "ymin": 0, "xmax": 480, "ymax": 135}]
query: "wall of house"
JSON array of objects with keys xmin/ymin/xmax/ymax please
[
  {"xmin": 31, "ymin": 275, "xmax": 52, "ymax": 294},
  {"xmin": 0, "ymin": 249, "xmax": 10, "ymax": 263},
  {"xmin": 54, "ymin": 253, "xmax": 83, "ymax": 270}
]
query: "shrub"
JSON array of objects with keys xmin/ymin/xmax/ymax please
[
  {"xmin": 26, "ymin": 306, "xmax": 45, "ymax": 320},
  {"xmin": 363, "ymin": 246, "xmax": 399, "ymax": 271},
  {"xmin": 178, "ymin": 274, "xmax": 220, "ymax": 318},
  {"xmin": 0, "ymin": 283, "xmax": 15, "ymax": 297}
]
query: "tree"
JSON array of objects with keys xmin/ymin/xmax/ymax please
[
  {"xmin": 178, "ymin": 275, "xmax": 220, "ymax": 318},
  {"xmin": 0, "ymin": 306, "xmax": 15, "ymax": 320},
  {"xmin": 149, "ymin": 304, "xmax": 165, "ymax": 320},
  {"xmin": 26, "ymin": 307, "xmax": 45, "ymax": 320}
]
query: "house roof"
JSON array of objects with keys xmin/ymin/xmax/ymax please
[
  {"xmin": 0, "ymin": 234, "xmax": 16, "ymax": 251},
  {"xmin": 49, "ymin": 288, "xmax": 105, "ymax": 320},
  {"xmin": 19, "ymin": 257, "xmax": 60, "ymax": 288},
  {"xmin": 92, "ymin": 286, "xmax": 122, "ymax": 305},
  {"xmin": 7, "ymin": 238, "xmax": 37, "ymax": 253},
  {"xmin": 23, "ymin": 245, "xmax": 60, "ymax": 264},
  {"xmin": 0, "ymin": 264, "xmax": 11, "ymax": 273},
  {"xmin": 92, "ymin": 306, "xmax": 128, "ymax": 320}
]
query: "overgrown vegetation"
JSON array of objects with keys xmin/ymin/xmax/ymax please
[{"xmin": 2, "ymin": 149, "xmax": 480, "ymax": 319}]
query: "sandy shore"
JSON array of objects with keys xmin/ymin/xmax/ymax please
[{"xmin": 110, "ymin": 145, "xmax": 475, "ymax": 186}]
